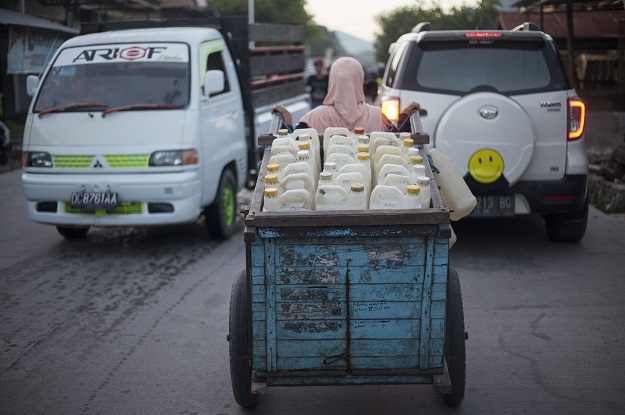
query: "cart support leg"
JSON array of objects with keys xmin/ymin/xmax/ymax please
[{"xmin": 433, "ymin": 361, "xmax": 452, "ymax": 394}]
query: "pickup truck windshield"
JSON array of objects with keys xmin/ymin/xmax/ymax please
[{"xmin": 33, "ymin": 43, "xmax": 190, "ymax": 113}]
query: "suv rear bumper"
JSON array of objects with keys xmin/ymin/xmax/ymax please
[{"xmin": 467, "ymin": 174, "xmax": 587, "ymax": 215}]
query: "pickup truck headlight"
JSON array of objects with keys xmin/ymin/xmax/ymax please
[
  {"xmin": 24, "ymin": 152, "xmax": 53, "ymax": 168},
  {"xmin": 149, "ymin": 150, "xmax": 198, "ymax": 166}
]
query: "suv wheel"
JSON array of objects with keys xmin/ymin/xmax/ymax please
[{"xmin": 544, "ymin": 200, "xmax": 588, "ymax": 243}]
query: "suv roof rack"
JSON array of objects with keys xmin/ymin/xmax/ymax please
[
  {"xmin": 512, "ymin": 22, "xmax": 541, "ymax": 31},
  {"xmin": 411, "ymin": 22, "xmax": 431, "ymax": 33}
]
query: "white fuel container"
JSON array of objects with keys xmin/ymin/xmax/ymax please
[
  {"xmin": 297, "ymin": 148, "xmax": 318, "ymax": 179},
  {"xmin": 369, "ymin": 185, "xmax": 420, "ymax": 210},
  {"xmin": 333, "ymin": 170, "xmax": 369, "ymax": 198},
  {"xmin": 323, "ymin": 127, "xmax": 351, "ymax": 151},
  {"xmin": 429, "ymin": 148, "xmax": 477, "ymax": 221},
  {"xmin": 316, "ymin": 184, "xmax": 367, "ymax": 211},
  {"xmin": 322, "ymin": 161, "xmax": 339, "ymax": 181},
  {"xmin": 327, "ymin": 134, "xmax": 358, "ymax": 153},
  {"xmin": 374, "ymin": 146, "xmax": 406, "ymax": 175},
  {"xmin": 383, "ymin": 173, "xmax": 412, "ymax": 193},
  {"xmin": 270, "ymin": 129, "xmax": 299, "ymax": 158},
  {"xmin": 376, "ymin": 162, "xmax": 413, "ymax": 188},
  {"xmin": 356, "ymin": 152, "xmax": 372, "ymax": 184},
  {"xmin": 282, "ymin": 171, "xmax": 315, "ymax": 196},
  {"xmin": 268, "ymin": 152, "xmax": 296, "ymax": 171},
  {"xmin": 292, "ymin": 129, "xmax": 321, "ymax": 172},
  {"xmin": 370, "ymin": 131, "xmax": 403, "ymax": 157},
  {"xmin": 281, "ymin": 160, "xmax": 315, "ymax": 182},
  {"xmin": 263, "ymin": 187, "xmax": 313, "ymax": 212},
  {"xmin": 339, "ymin": 162, "xmax": 371, "ymax": 191},
  {"xmin": 325, "ymin": 152, "xmax": 355, "ymax": 172},
  {"xmin": 326, "ymin": 143, "xmax": 357, "ymax": 162},
  {"xmin": 264, "ymin": 173, "xmax": 283, "ymax": 195},
  {"xmin": 317, "ymin": 171, "xmax": 334, "ymax": 189},
  {"xmin": 416, "ymin": 175, "xmax": 431, "ymax": 208}
]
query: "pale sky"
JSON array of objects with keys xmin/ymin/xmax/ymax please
[{"xmin": 305, "ymin": 0, "xmax": 476, "ymax": 41}]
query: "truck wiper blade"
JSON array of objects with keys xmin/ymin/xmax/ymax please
[
  {"xmin": 101, "ymin": 104, "xmax": 183, "ymax": 117},
  {"xmin": 38, "ymin": 103, "xmax": 109, "ymax": 118}
]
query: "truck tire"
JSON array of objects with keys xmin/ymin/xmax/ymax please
[
  {"xmin": 205, "ymin": 169, "xmax": 237, "ymax": 240},
  {"xmin": 544, "ymin": 200, "xmax": 588, "ymax": 243},
  {"xmin": 56, "ymin": 226, "xmax": 89, "ymax": 239},
  {"xmin": 228, "ymin": 269, "xmax": 259, "ymax": 408},
  {"xmin": 443, "ymin": 267, "xmax": 466, "ymax": 407}
]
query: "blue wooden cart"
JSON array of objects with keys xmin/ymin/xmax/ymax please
[{"xmin": 228, "ymin": 127, "xmax": 466, "ymax": 408}]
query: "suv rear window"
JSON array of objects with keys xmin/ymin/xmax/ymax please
[{"xmin": 392, "ymin": 39, "xmax": 570, "ymax": 96}]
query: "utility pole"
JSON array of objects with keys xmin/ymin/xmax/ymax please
[
  {"xmin": 565, "ymin": 0, "xmax": 578, "ymax": 88},
  {"xmin": 248, "ymin": 0, "xmax": 255, "ymax": 48},
  {"xmin": 618, "ymin": 20, "xmax": 625, "ymax": 93}
]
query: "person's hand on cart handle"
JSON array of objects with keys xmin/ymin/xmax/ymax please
[
  {"xmin": 272, "ymin": 105, "xmax": 293, "ymax": 127},
  {"xmin": 401, "ymin": 102, "xmax": 421, "ymax": 116}
]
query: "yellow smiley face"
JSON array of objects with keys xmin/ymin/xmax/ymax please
[{"xmin": 469, "ymin": 149, "xmax": 504, "ymax": 184}]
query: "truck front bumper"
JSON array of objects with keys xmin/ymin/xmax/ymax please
[{"xmin": 22, "ymin": 170, "xmax": 203, "ymax": 227}]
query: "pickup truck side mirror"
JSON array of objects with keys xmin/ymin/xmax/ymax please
[
  {"xmin": 26, "ymin": 75, "xmax": 40, "ymax": 97},
  {"xmin": 204, "ymin": 70, "xmax": 225, "ymax": 97}
]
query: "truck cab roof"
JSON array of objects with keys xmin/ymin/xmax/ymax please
[{"xmin": 63, "ymin": 27, "xmax": 223, "ymax": 47}]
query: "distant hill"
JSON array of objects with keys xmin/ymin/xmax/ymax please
[
  {"xmin": 335, "ymin": 31, "xmax": 376, "ymax": 70},
  {"xmin": 335, "ymin": 31, "xmax": 375, "ymax": 54}
]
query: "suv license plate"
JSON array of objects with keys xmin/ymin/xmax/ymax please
[
  {"xmin": 470, "ymin": 195, "xmax": 514, "ymax": 217},
  {"xmin": 70, "ymin": 192, "xmax": 118, "ymax": 210}
]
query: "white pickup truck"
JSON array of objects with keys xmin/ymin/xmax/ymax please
[{"xmin": 21, "ymin": 22, "xmax": 310, "ymax": 239}]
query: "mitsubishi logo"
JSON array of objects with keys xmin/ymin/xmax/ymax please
[{"xmin": 93, "ymin": 159, "xmax": 104, "ymax": 168}]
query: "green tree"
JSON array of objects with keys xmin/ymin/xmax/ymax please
[
  {"xmin": 374, "ymin": 0, "xmax": 501, "ymax": 63},
  {"xmin": 307, "ymin": 26, "xmax": 347, "ymax": 58}
]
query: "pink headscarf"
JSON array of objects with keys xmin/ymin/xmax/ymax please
[{"xmin": 300, "ymin": 57, "xmax": 385, "ymax": 133}]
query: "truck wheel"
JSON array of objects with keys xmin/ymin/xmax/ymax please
[
  {"xmin": 205, "ymin": 169, "xmax": 237, "ymax": 240},
  {"xmin": 229, "ymin": 269, "xmax": 259, "ymax": 408},
  {"xmin": 443, "ymin": 266, "xmax": 466, "ymax": 407},
  {"xmin": 544, "ymin": 200, "xmax": 588, "ymax": 243},
  {"xmin": 56, "ymin": 226, "xmax": 89, "ymax": 239}
]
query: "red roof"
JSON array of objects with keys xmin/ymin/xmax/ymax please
[{"xmin": 497, "ymin": 10, "xmax": 625, "ymax": 39}]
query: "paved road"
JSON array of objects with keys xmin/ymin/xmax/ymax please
[{"xmin": 1, "ymin": 168, "xmax": 624, "ymax": 414}]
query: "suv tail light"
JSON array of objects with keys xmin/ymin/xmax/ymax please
[
  {"xmin": 568, "ymin": 99, "xmax": 585, "ymax": 140},
  {"xmin": 381, "ymin": 97, "xmax": 400, "ymax": 121},
  {"xmin": 465, "ymin": 32, "xmax": 503, "ymax": 38}
]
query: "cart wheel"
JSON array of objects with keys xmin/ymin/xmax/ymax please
[
  {"xmin": 228, "ymin": 269, "xmax": 259, "ymax": 408},
  {"xmin": 443, "ymin": 266, "xmax": 466, "ymax": 407}
]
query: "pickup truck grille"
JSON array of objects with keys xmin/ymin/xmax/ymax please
[
  {"xmin": 53, "ymin": 155, "xmax": 94, "ymax": 168},
  {"xmin": 104, "ymin": 154, "xmax": 150, "ymax": 168},
  {"xmin": 52, "ymin": 154, "xmax": 150, "ymax": 168}
]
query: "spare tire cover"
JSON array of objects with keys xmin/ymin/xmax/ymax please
[{"xmin": 434, "ymin": 92, "xmax": 535, "ymax": 186}]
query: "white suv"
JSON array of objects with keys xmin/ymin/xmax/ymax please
[{"xmin": 380, "ymin": 24, "xmax": 589, "ymax": 242}]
